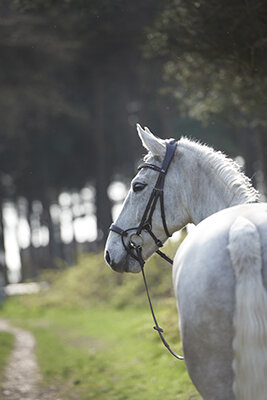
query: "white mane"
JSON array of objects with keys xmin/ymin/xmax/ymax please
[{"xmin": 178, "ymin": 137, "xmax": 259, "ymax": 204}]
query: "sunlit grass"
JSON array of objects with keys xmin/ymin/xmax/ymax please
[
  {"xmin": 1, "ymin": 301, "xmax": 200, "ymax": 400},
  {"xmin": 0, "ymin": 238, "xmax": 200, "ymax": 399},
  {"xmin": 0, "ymin": 330, "xmax": 14, "ymax": 387}
]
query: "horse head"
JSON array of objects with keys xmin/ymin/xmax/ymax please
[{"xmin": 105, "ymin": 124, "xmax": 190, "ymax": 273}]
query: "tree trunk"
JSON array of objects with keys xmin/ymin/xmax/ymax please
[
  {"xmin": 0, "ymin": 201, "xmax": 8, "ymax": 285},
  {"xmin": 28, "ymin": 201, "xmax": 39, "ymax": 279},
  {"xmin": 42, "ymin": 198, "xmax": 58, "ymax": 269},
  {"xmin": 92, "ymin": 72, "xmax": 112, "ymax": 246},
  {"xmin": 16, "ymin": 198, "xmax": 32, "ymax": 281}
]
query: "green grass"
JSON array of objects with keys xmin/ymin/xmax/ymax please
[
  {"xmin": 0, "ymin": 237, "xmax": 200, "ymax": 399},
  {"xmin": 0, "ymin": 330, "xmax": 14, "ymax": 388},
  {"xmin": 1, "ymin": 301, "xmax": 200, "ymax": 400}
]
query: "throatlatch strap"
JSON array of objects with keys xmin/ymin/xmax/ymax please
[{"xmin": 155, "ymin": 249, "xmax": 173, "ymax": 265}]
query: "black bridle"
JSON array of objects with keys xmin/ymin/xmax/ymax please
[{"xmin": 110, "ymin": 139, "xmax": 184, "ymax": 361}]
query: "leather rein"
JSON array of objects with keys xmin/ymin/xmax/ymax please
[{"xmin": 110, "ymin": 139, "xmax": 184, "ymax": 361}]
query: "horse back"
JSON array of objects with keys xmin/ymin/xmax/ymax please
[{"xmin": 173, "ymin": 202, "xmax": 267, "ymax": 400}]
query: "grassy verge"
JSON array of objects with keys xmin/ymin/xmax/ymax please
[
  {"xmin": 1, "ymin": 301, "xmax": 200, "ymax": 400},
  {"xmin": 0, "ymin": 238, "xmax": 200, "ymax": 399},
  {"xmin": 0, "ymin": 330, "xmax": 14, "ymax": 389}
]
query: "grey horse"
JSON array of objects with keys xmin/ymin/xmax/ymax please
[{"xmin": 105, "ymin": 125, "xmax": 267, "ymax": 400}]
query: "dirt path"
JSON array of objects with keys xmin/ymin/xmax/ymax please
[{"xmin": 0, "ymin": 320, "xmax": 63, "ymax": 400}]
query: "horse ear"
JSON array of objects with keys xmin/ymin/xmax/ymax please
[{"xmin": 136, "ymin": 124, "xmax": 165, "ymax": 155}]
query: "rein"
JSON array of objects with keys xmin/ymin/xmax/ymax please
[{"xmin": 110, "ymin": 140, "xmax": 184, "ymax": 361}]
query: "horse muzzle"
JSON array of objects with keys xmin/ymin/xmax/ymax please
[
  {"xmin": 105, "ymin": 249, "xmax": 125, "ymax": 272},
  {"xmin": 104, "ymin": 247, "xmax": 142, "ymax": 273}
]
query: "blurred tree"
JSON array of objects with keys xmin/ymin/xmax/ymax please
[
  {"xmin": 145, "ymin": 0, "xmax": 267, "ymax": 191},
  {"xmin": 0, "ymin": 202, "xmax": 7, "ymax": 285},
  {"xmin": 3, "ymin": 0, "xmax": 170, "ymax": 240},
  {"xmin": 1, "ymin": 0, "xmax": 175, "ymax": 278}
]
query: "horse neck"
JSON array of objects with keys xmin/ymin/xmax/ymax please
[{"xmin": 176, "ymin": 139, "xmax": 259, "ymax": 225}]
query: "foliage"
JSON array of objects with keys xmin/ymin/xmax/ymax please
[
  {"xmin": 144, "ymin": 0, "xmax": 267, "ymax": 193},
  {"xmin": 147, "ymin": 0, "xmax": 267, "ymax": 73},
  {"xmin": 145, "ymin": 0, "xmax": 267, "ymax": 126},
  {"xmin": 145, "ymin": 0, "xmax": 267, "ymax": 124},
  {"xmin": 18, "ymin": 236, "xmax": 184, "ymax": 309}
]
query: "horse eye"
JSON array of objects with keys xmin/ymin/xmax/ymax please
[{"xmin": 133, "ymin": 182, "xmax": 147, "ymax": 192}]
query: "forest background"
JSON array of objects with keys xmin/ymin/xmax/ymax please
[{"xmin": 0, "ymin": 0, "xmax": 267, "ymax": 284}]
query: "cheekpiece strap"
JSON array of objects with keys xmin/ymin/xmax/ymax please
[{"xmin": 161, "ymin": 139, "xmax": 177, "ymax": 174}]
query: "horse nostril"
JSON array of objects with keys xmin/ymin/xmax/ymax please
[{"xmin": 105, "ymin": 250, "xmax": 111, "ymax": 266}]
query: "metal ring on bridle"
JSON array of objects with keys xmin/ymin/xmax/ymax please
[{"xmin": 129, "ymin": 233, "xmax": 144, "ymax": 249}]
